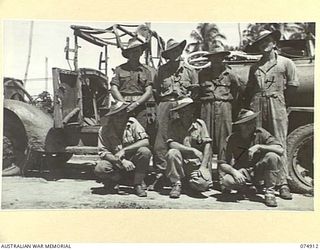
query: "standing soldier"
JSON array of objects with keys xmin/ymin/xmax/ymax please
[
  {"xmin": 198, "ymin": 47, "xmax": 241, "ymax": 160},
  {"xmin": 93, "ymin": 101, "xmax": 152, "ymax": 197},
  {"xmin": 244, "ymin": 30, "xmax": 299, "ymax": 199},
  {"xmin": 153, "ymin": 39, "xmax": 199, "ymax": 179},
  {"xmin": 110, "ymin": 37, "xmax": 154, "ymax": 130}
]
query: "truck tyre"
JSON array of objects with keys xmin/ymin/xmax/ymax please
[
  {"xmin": 287, "ymin": 124, "xmax": 313, "ymax": 194},
  {"xmin": 3, "ymin": 111, "xmax": 28, "ymax": 175}
]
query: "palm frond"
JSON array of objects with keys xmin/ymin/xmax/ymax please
[{"xmin": 190, "ymin": 30, "xmax": 203, "ymax": 42}]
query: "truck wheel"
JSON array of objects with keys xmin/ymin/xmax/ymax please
[
  {"xmin": 3, "ymin": 136, "xmax": 15, "ymax": 169},
  {"xmin": 2, "ymin": 112, "xmax": 28, "ymax": 176},
  {"xmin": 287, "ymin": 124, "xmax": 313, "ymax": 193}
]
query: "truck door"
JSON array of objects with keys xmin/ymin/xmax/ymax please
[{"xmin": 52, "ymin": 68, "xmax": 83, "ymax": 128}]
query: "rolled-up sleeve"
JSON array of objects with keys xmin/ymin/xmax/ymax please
[
  {"xmin": 260, "ymin": 128, "xmax": 283, "ymax": 148},
  {"xmin": 131, "ymin": 119, "xmax": 149, "ymax": 141},
  {"xmin": 285, "ymin": 58, "xmax": 299, "ymax": 87},
  {"xmin": 198, "ymin": 119, "xmax": 213, "ymax": 144},
  {"xmin": 98, "ymin": 127, "xmax": 112, "ymax": 159}
]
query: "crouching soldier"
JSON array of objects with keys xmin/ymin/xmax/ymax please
[
  {"xmin": 219, "ymin": 109, "xmax": 288, "ymax": 207},
  {"xmin": 94, "ymin": 101, "xmax": 152, "ymax": 197},
  {"xmin": 165, "ymin": 98, "xmax": 213, "ymax": 199}
]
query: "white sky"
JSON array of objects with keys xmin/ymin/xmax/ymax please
[{"xmin": 3, "ymin": 20, "xmax": 248, "ymax": 95}]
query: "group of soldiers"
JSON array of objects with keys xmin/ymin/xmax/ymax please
[{"xmin": 93, "ymin": 29, "xmax": 299, "ymax": 207}]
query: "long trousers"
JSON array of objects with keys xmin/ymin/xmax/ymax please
[
  {"xmin": 94, "ymin": 147, "xmax": 151, "ymax": 185},
  {"xmin": 220, "ymin": 152, "xmax": 285, "ymax": 193}
]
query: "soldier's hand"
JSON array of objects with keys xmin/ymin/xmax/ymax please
[
  {"xmin": 126, "ymin": 102, "xmax": 139, "ymax": 112},
  {"xmin": 248, "ymin": 144, "xmax": 261, "ymax": 161},
  {"xmin": 232, "ymin": 169, "xmax": 246, "ymax": 184},
  {"xmin": 115, "ymin": 149, "xmax": 125, "ymax": 161},
  {"xmin": 192, "ymin": 148, "xmax": 203, "ymax": 160},
  {"xmin": 121, "ymin": 159, "xmax": 135, "ymax": 172},
  {"xmin": 190, "ymin": 169, "xmax": 201, "ymax": 179}
]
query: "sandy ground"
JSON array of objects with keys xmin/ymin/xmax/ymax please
[
  {"xmin": 1, "ymin": 155, "xmax": 314, "ymax": 210},
  {"xmin": 1, "ymin": 175, "xmax": 313, "ymax": 210}
]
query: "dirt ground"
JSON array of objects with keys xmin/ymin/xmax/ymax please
[{"xmin": 1, "ymin": 176, "xmax": 313, "ymax": 210}]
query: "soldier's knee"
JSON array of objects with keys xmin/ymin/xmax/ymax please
[
  {"xmin": 137, "ymin": 146, "xmax": 152, "ymax": 157},
  {"xmin": 94, "ymin": 160, "xmax": 113, "ymax": 178},
  {"xmin": 221, "ymin": 174, "xmax": 237, "ymax": 189},
  {"xmin": 259, "ymin": 152, "xmax": 282, "ymax": 171},
  {"xmin": 166, "ymin": 149, "xmax": 182, "ymax": 160},
  {"xmin": 264, "ymin": 152, "xmax": 281, "ymax": 164}
]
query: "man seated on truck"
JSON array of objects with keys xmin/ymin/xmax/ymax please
[
  {"xmin": 110, "ymin": 37, "xmax": 154, "ymax": 131},
  {"xmin": 165, "ymin": 97, "xmax": 213, "ymax": 199},
  {"xmin": 219, "ymin": 109, "xmax": 287, "ymax": 207},
  {"xmin": 93, "ymin": 101, "xmax": 152, "ymax": 197}
]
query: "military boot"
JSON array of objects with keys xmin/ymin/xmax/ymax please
[
  {"xmin": 279, "ymin": 185, "xmax": 293, "ymax": 200},
  {"xmin": 265, "ymin": 192, "xmax": 277, "ymax": 207},
  {"xmin": 135, "ymin": 185, "xmax": 147, "ymax": 197},
  {"xmin": 264, "ymin": 168, "xmax": 279, "ymax": 207},
  {"xmin": 170, "ymin": 181, "xmax": 182, "ymax": 199}
]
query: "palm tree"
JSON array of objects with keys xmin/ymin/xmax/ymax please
[
  {"xmin": 241, "ymin": 22, "xmax": 315, "ymax": 49},
  {"xmin": 286, "ymin": 22, "xmax": 315, "ymax": 40},
  {"xmin": 186, "ymin": 23, "xmax": 226, "ymax": 53},
  {"xmin": 241, "ymin": 23, "xmax": 288, "ymax": 48}
]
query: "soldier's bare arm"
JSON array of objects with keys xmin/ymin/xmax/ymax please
[
  {"xmin": 248, "ymin": 144, "xmax": 284, "ymax": 158},
  {"xmin": 284, "ymin": 58, "xmax": 299, "ymax": 106},
  {"xmin": 121, "ymin": 138, "xmax": 150, "ymax": 155},
  {"xmin": 220, "ymin": 163, "xmax": 246, "ymax": 184},
  {"xmin": 126, "ymin": 85, "xmax": 153, "ymax": 112},
  {"xmin": 243, "ymin": 66, "xmax": 256, "ymax": 108},
  {"xmin": 111, "ymin": 85, "xmax": 126, "ymax": 102},
  {"xmin": 168, "ymin": 141, "xmax": 203, "ymax": 160},
  {"xmin": 200, "ymin": 143, "xmax": 212, "ymax": 169}
]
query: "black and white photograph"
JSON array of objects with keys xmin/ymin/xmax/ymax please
[{"xmin": 2, "ymin": 20, "xmax": 315, "ymax": 210}]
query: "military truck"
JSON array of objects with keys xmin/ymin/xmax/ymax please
[{"xmin": 3, "ymin": 24, "xmax": 314, "ymax": 193}]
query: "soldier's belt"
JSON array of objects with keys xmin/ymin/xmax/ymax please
[
  {"xmin": 159, "ymin": 96, "xmax": 178, "ymax": 102},
  {"xmin": 123, "ymin": 94, "xmax": 143, "ymax": 102},
  {"xmin": 200, "ymin": 96, "xmax": 233, "ymax": 102},
  {"xmin": 254, "ymin": 91, "xmax": 282, "ymax": 98}
]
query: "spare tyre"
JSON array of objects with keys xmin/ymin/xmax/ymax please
[{"xmin": 287, "ymin": 124, "xmax": 313, "ymax": 194}]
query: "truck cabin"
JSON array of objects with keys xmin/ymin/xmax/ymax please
[
  {"xmin": 237, "ymin": 38, "xmax": 315, "ymax": 62},
  {"xmin": 52, "ymin": 67, "xmax": 109, "ymax": 128}
]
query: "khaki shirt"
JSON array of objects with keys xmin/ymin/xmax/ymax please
[
  {"xmin": 110, "ymin": 63, "xmax": 153, "ymax": 96},
  {"xmin": 98, "ymin": 117, "xmax": 148, "ymax": 158},
  {"xmin": 198, "ymin": 65, "xmax": 241, "ymax": 101},
  {"xmin": 221, "ymin": 127, "xmax": 282, "ymax": 169},
  {"xmin": 155, "ymin": 61, "xmax": 198, "ymax": 99},
  {"xmin": 246, "ymin": 52, "xmax": 299, "ymax": 99}
]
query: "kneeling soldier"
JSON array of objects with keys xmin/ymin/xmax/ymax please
[
  {"xmin": 94, "ymin": 101, "xmax": 152, "ymax": 197},
  {"xmin": 165, "ymin": 98, "xmax": 213, "ymax": 199},
  {"xmin": 220, "ymin": 109, "xmax": 287, "ymax": 207}
]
